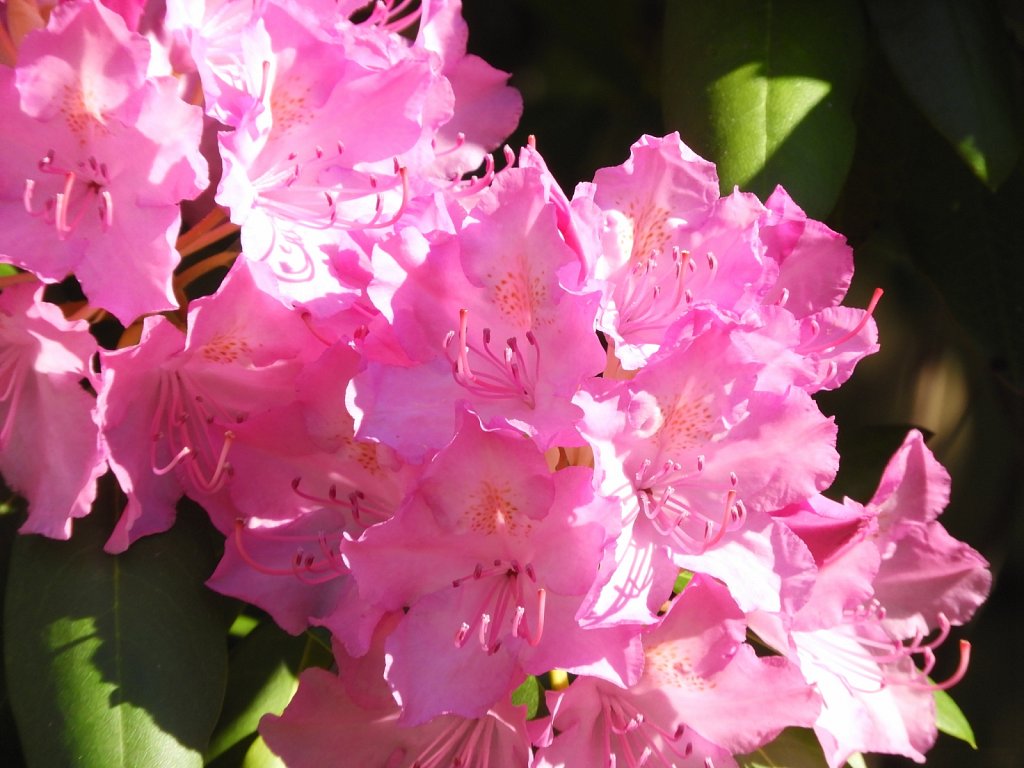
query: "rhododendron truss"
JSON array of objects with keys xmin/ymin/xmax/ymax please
[{"xmin": 0, "ymin": 2, "xmax": 991, "ymax": 767}]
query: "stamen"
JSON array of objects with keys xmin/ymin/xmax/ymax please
[
  {"xmin": 231, "ymin": 518, "xmax": 347, "ymax": 584},
  {"xmin": 452, "ymin": 154, "xmax": 495, "ymax": 196},
  {"xmin": 24, "ymin": 150, "xmax": 115, "ymax": 238},
  {"xmin": 450, "ymin": 560, "xmax": 545, "ymax": 651},
  {"xmin": 918, "ymin": 641, "xmax": 971, "ymax": 692},
  {"xmin": 444, "ymin": 309, "xmax": 541, "ymax": 408},
  {"xmin": 152, "ymin": 444, "xmax": 191, "ymax": 475},
  {"xmin": 803, "ymin": 288, "xmax": 884, "ymax": 354},
  {"xmin": 616, "ymin": 247, "xmax": 696, "ymax": 337},
  {"xmin": 258, "ymin": 60, "xmax": 271, "ymax": 103},
  {"xmin": 635, "ymin": 458, "xmax": 745, "ymax": 555}
]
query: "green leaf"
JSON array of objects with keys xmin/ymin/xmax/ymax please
[
  {"xmin": 934, "ymin": 687, "xmax": 978, "ymax": 749},
  {"xmin": 736, "ymin": 727, "xmax": 830, "ymax": 767},
  {"xmin": 866, "ymin": 0, "xmax": 1022, "ymax": 190},
  {"xmin": 205, "ymin": 623, "xmax": 308, "ymax": 763},
  {"xmin": 4, "ymin": 493, "xmax": 232, "ymax": 767},
  {"xmin": 511, "ymin": 675, "xmax": 542, "ymax": 720},
  {"xmin": 0, "ymin": 264, "xmax": 18, "ymax": 277},
  {"xmin": 240, "ymin": 736, "xmax": 284, "ymax": 768},
  {"xmin": 673, "ymin": 569, "xmax": 694, "ymax": 595},
  {"xmin": 662, "ymin": 0, "xmax": 863, "ymax": 218}
]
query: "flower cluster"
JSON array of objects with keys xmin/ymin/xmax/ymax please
[{"xmin": 0, "ymin": 2, "xmax": 990, "ymax": 767}]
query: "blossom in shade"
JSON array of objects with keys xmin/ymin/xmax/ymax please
[
  {"xmin": 261, "ymin": 666, "xmax": 533, "ymax": 767},
  {"xmin": 96, "ymin": 258, "xmax": 320, "ymax": 551},
  {"xmin": 0, "ymin": 281, "xmax": 104, "ymax": 539},
  {"xmin": 757, "ymin": 431, "xmax": 990, "ymax": 768}
]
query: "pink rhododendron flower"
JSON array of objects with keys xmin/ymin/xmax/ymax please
[
  {"xmin": 347, "ymin": 416, "xmax": 640, "ymax": 723},
  {"xmin": 0, "ymin": 281, "xmax": 104, "ymax": 538},
  {"xmin": 757, "ymin": 431, "xmax": 990, "ymax": 767},
  {"xmin": 213, "ymin": 1, "xmax": 454, "ymax": 304},
  {"xmin": 576, "ymin": 309, "xmax": 836, "ymax": 624},
  {"xmin": 262, "ymin": 667, "xmax": 533, "ymax": 767},
  {"xmin": 97, "ymin": 258, "xmax": 321, "ymax": 551},
  {"xmin": 0, "ymin": 0, "xmax": 207, "ymax": 323},
  {"xmin": 353, "ymin": 163, "xmax": 605, "ymax": 460},
  {"xmin": 533, "ymin": 575, "xmax": 820, "ymax": 768}
]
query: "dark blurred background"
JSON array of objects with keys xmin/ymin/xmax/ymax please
[{"xmin": 463, "ymin": 1, "xmax": 1024, "ymax": 766}]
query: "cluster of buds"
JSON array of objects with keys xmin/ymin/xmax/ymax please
[{"xmin": 0, "ymin": 2, "xmax": 990, "ymax": 767}]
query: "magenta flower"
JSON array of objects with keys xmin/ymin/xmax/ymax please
[
  {"xmin": 533, "ymin": 575, "xmax": 820, "ymax": 767},
  {"xmin": 352, "ymin": 164, "xmax": 605, "ymax": 461},
  {"xmin": 576, "ymin": 309, "xmax": 837, "ymax": 625},
  {"xmin": 0, "ymin": 282, "xmax": 104, "ymax": 539},
  {"xmin": 346, "ymin": 416, "xmax": 640, "ymax": 723},
  {"xmin": 0, "ymin": 0, "xmax": 207, "ymax": 323},
  {"xmin": 760, "ymin": 431, "xmax": 990, "ymax": 767},
  {"xmin": 97, "ymin": 258, "xmax": 321, "ymax": 551}
]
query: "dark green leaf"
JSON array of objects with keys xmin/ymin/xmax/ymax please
[
  {"xmin": 935, "ymin": 687, "xmax": 978, "ymax": 749},
  {"xmin": 511, "ymin": 675, "xmax": 542, "ymax": 720},
  {"xmin": 662, "ymin": 0, "xmax": 863, "ymax": 218},
  {"xmin": 736, "ymin": 727, "xmax": 830, "ymax": 767},
  {"xmin": 4, "ymin": 492, "xmax": 231, "ymax": 767},
  {"xmin": 866, "ymin": 0, "xmax": 1021, "ymax": 189},
  {"xmin": 205, "ymin": 622, "xmax": 308, "ymax": 763}
]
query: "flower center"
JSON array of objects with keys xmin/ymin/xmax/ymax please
[
  {"xmin": 444, "ymin": 308, "xmax": 541, "ymax": 409},
  {"xmin": 149, "ymin": 371, "xmax": 238, "ymax": 494},
  {"xmin": 451, "ymin": 559, "xmax": 546, "ymax": 654},
  {"xmin": 616, "ymin": 247, "xmax": 699, "ymax": 337},
  {"xmin": 633, "ymin": 457, "xmax": 747, "ymax": 554},
  {"xmin": 594, "ymin": 688, "xmax": 702, "ymax": 768},
  {"xmin": 23, "ymin": 150, "xmax": 113, "ymax": 239}
]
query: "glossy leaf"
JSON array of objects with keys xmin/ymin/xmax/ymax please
[
  {"xmin": 205, "ymin": 622, "xmax": 307, "ymax": 763},
  {"xmin": 4, "ymin": 494, "xmax": 231, "ymax": 768},
  {"xmin": 866, "ymin": 0, "xmax": 1021, "ymax": 189},
  {"xmin": 736, "ymin": 727, "xmax": 830, "ymax": 767},
  {"xmin": 662, "ymin": 0, "xmax": 863, "ymax": 218},
  {"xmin": 935, "ymin": 687, "xmax": 978, "ymax": 749},
  {"xmin": 241, "ymin": 736, "xmax": 285, "ymax": 768}
]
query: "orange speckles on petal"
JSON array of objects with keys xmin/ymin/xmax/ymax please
[
  {"xmin": 61, "ymin": 84, "xmax": 106, "ymax": 145},
  {"xmin": 339, "ymin": 435, "xmax": 384, "ymax": 476},
  {"xmin": 270, "ymin": 79, "xmax": 314, "ymax": 135},
  {"xmin": 626, "ymin": 200, "xmax": 671, "ymax": 264},
  {"xmin": 657, "ymin": 396, "xmax": 715, "ymax": 453},
  {"xmin": 198, "ymin": 334, "xmax": 252, "ymax": 364},
  {"xmin": 464, "ymin": 480, "xmax": 533, "ymax": 537},
  {"xmin": 487, "ymin": 268, "xmax": 551, "ymax": 329},
  {"xmin": 645, "ymin": 642, "xmax": 717, "ymax": 690}
]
